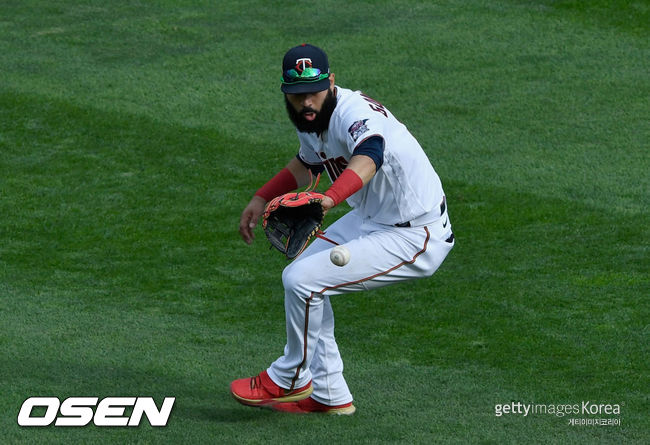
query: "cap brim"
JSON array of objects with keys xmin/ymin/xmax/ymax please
[{"xmin": 281, "ymin": 78, "xmax": 330, "ymax": 94}]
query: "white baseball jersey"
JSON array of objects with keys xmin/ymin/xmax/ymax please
[{"xmin": 297, "ymin": 86, "xmax": 444, "ymax": 225}]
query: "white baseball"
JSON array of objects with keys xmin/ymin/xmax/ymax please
[{"xmin": 330, "ymin": 245, "xmax": 351, "ymax": 267}]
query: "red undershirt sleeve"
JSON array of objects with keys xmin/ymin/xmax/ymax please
[{"xmin": 254, "ymin": 167, "xmax": 298, "ymax": 202}]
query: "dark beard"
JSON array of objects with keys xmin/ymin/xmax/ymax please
[{"xmin": 284, "ymin": 89, "xmax": 337, "ymax": 134}]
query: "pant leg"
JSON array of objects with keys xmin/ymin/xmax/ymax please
[
  {"xmin": 266, "ymin": 211, "xmax": 363, "ymax": 390},
  {"xmin": 267, "ymin": 210, "xmax": 454, "ymax": 391},
  {"xmin": 308, "ymin": 296, "xmax": 353, "ymax": 405}
]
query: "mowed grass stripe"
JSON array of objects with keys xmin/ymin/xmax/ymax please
[{"xmin": 1, "ymin": 1, "xmax": 647, "ymax": 217}]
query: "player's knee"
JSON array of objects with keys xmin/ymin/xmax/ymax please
[
  {"xmin": 282, "ymin": 261, "xmax": 316, "ymax": 296},
  {"xmin": 423, "ymin": 265, "xmax": 437, "ymax": 278},
  {"xmin": 281, "ymin": 262, "xmax": 302, "ymax": 293},
  {"xmin": 419, "ymin": 248, "xmax": 449, "ymax": 278}
]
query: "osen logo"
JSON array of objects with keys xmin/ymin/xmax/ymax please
[{"xmin": 18, "ymin": 397, "xmax": 175, "ymax": 427}]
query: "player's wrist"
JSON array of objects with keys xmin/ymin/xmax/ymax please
[{"xmin": 324, "ymin": 169, "xmax": 363, "ymax": 206}]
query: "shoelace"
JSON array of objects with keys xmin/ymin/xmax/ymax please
[{"xmin": 250, "ymin": 375, "xmax": 262, "ymax": 390}]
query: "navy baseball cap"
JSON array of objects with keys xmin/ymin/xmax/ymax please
[{"xmin": 281, "ymin": 44, "xmax": 330, "ymax": 94}]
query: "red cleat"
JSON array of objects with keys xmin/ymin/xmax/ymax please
[
  {"xmin": 230, "ymin": 370, "xmax": 313, "ymax": 406},
  {"xmin": 271, "ymin": 397, "xmax": 356, "ymax": 415}
]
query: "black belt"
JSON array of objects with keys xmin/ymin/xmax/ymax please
[
  {"xmin": 394, "ymin": 222, "xmax": 454, "ymax": 244},
  {"xmin": 395, "ymin": 197, "xmax": 447, "ymax": 228}
]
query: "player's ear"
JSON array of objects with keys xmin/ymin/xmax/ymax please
[{"xmin": 329, "ymin": 73, "xmax": 335, "ymax": 89}]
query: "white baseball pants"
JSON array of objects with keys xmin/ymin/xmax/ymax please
[{"xmin": 267, "ymin": 206, "xmax": 454, "ymax": 405}]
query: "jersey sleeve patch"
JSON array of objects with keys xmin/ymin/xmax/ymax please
[{"xmin": 348, "ymin": 119, "xmax": 370, "ymax": 142}]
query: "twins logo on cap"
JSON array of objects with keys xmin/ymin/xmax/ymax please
[{"xmin": 295, "ymin": 58, "xmax": 313, "ymax": 74}]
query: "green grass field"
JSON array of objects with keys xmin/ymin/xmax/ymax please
[{"xmin": 1, "ymin": 0, "xmax": 648, "ymax": 443}]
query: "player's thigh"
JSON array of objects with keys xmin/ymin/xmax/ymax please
[
  {"xmin": 285, "ymin": 225, "xmax": 441, "ymax": 296},
  {"xmin": 299, "ymin": 210, "xmax": 364, "ymax": 257}
]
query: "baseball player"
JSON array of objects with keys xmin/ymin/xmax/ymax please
[{"xmin": 232, "ymin": 44, "xmax": 454, "ymax": 415}]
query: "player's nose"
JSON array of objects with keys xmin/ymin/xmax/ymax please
[{"xmin": 300, "ymin": 93, "xmax": 315, "ymax": 107}]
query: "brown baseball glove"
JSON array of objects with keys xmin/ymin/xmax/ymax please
[{"xmin": 262, "ymin": 190, "xmax": 325, "ymax": 259}]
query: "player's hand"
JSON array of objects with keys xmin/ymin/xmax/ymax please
[
  {"xmin": 239, "ymin": 195, "xmax": 267, "ymax": 244},
  {"xmin": 321, "ymin": 195, "xmax": 335, "ymax": 216}
]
